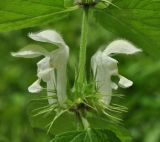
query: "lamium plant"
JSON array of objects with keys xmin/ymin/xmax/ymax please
[
  {"xmin": 12, "ymin": 30, "xmax": 141, "ymax": 137},
  {"xmin": 1, "ymin": 0, "xmax": 158, "ymax": 141}
]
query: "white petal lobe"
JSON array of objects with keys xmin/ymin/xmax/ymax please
[
  {"xmin": 118, "ymin": 75, "xmax": 133, "ymax": 88},
  {"xmin": 11, "ymin": 45, "xmax": 48, "ymax": 58},
  {"xmin": 112, "ymin": 82, "xmax": 118, "ymax": 90},
  {"xmin": 28, "ymin": 79, "xmax": 42, "ymax": 93}
]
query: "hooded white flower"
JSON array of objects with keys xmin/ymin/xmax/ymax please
[
  {"xmin": 91, "ymin": 39, "xmax": 142, "ymax": 105},
  {"xmin": 12, "ymin": 30, "xmax": 69, "ymax": 105}
]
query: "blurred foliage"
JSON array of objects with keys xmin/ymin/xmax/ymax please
[{"xmin": 0, "ymin": 9, "xmax": 160, "ymax": 142}]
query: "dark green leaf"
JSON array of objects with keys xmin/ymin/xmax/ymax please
[
  {"xmin": 64, "ymin": 0, "xmax": 75, "ymax": 7},
  {"xmin": 94, "ymin": 0, "xmax": 160, "ymax": 57},
  {"xmin": 0, "ymin": 0, "xmax": 77, "ymax": 32},
  {"xmin": 51, "ymin": 129, "xmax": 121, "ymax": 142},
  {"xmin": 27, "ymin": 96, "xmax": 81, "ymax": 135},
  {"xmin": 87, "ymin": 114, "xmax": 132, "ymax": 142}
]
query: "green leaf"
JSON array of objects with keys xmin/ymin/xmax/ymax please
[
  {"xmin": 87, "ymin": 114, "xmax": 132, "ymax": 142},
  {"xmin": 64, "ymin": 0, "xmax": 75, "ymax": 7},
  {"xmin": 27, "ymin": 96, "xmax": 81, "ymax": 135},
  {"xmin": 51, "ymin": 129, "xmax": 121, "ymax": 142},
  {"xmin": 0, "ymin": 0, "xmax": 77, "ymax": 32},
  {"xmin": 94, "ymin": 0, "xmax": 160, "ymax": 57}
]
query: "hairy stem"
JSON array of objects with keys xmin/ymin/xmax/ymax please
[{"xmin": 77, "ymin": 8, "xmax": 89, "ymax": 84}]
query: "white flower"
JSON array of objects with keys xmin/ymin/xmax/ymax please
[
  {"xmin": 91, "ymin": 39, "xmax": 142, "ymax": 105},
  {"xmin": 12, "ymin": 30, "xmax": 69, "ymax": 105}
]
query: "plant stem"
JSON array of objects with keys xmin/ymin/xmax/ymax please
[
  {"xmin": 79, "ymin": 111, "xmax": 90, "ymax": 130},
  {"xmin": 77, "ymin": 8, "xmax": 89, "ymax": 85}
]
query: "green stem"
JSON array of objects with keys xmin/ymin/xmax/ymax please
[
  {"xmin": 79, "ymin": 111, "xmax": 90, "ymax": 130},
  {"xmin": 77, "ymin": 8, "xmax": 89, "ymax": 84}
]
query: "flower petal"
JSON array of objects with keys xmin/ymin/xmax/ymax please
[
  {"xmin": 112, "ymin": 82, "xmax": 118, "ymax": 90},
  {"xmin": 37, "ymin": 57, "xmax": 50, "ymax": 71},
  {"xmin": 50, "ymin": 48, "xmax": 69, "ymax": 105},
  {"xmin": 101, "ymin": 54, "xmax": 118, "ymax": 76},
  {"xmin": 50, "ymin": 47, "xmax": 69, "ymax": 105},
  {"xmin": 28, "ymin": 30, "xmax": 66, "ymax": 47},
  {"xmin": 37, "ymin": 57, "xmax": 52, "ymax": 82},
  {"xmin": 91, "ymin": 50, "xmax": 102, "ymax": 76},
  {"xmin": 91, "ymin": 51, "xmax": 113, "ymax": 105},
  {"xmin": 118, "ymin": 75, "xmax": 133, "ymax": 88},
  {"xmin": 91, "ymin": 51, "xmax": 118, "ymax": 76},
  {"xmin": 11, "ymin": 44, "xmax": 48, "ymax": 58},
  {"xmin": 28, "ymin": 79, "xmax": 42, "ymax": 93},
  {"xmin": 50, "ymin": 45, "xmax": 69, "ymax": 68},
  {"xmin": 38, "ymin": 68, "xmax": 53, "ymax": 82},
  {"xmin": 37, "ymin": 57, "xmax": 57, "ymax": 104},
  {"xmin": 104, "ymin": 39, "xmax": 142, "ymax": 56}
]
